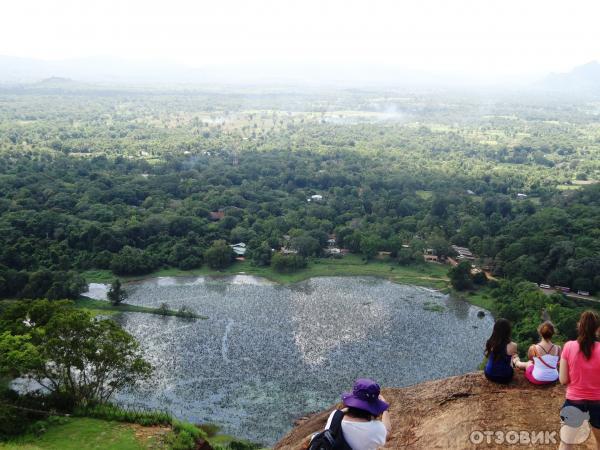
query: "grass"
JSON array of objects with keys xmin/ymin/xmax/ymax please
[
  {"xmin": 74, "ymin": 298, "xmax": 206, "ymax": 319},
  {"xmin": 452, "ymin": 287, "xmax": 496, "ymax": 311},
  {"xmin": 0, "ymin": 418, "xmax": 147, "ymax": 450},
  {"xmin": 423, "ymin": 301, "xmax": 445, "ymax": 313},
  {"xmin": 83, "ymin": 256, "xmax": 449, "ymax": 289}
]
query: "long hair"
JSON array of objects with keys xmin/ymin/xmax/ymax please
[
  {"xmin": 345, "ymin": 406, "xmax": 374, "ymax": 421},
  {"xmin": 485, "ymin": 318, "xmax": 512, "ymax": 361},
  {"xmin": 577, "ymin": 311, "xmax": 599, "ymax": 360}
]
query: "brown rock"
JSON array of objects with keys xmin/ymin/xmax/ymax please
[{"xmin": 275, "ymin": 371, "xmax": 598, "ymax": 450}]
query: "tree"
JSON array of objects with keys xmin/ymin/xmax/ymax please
[
  {"xmin": 359, "ymin": 234, "xmax": 380, "ymax": 260},
  {"xmin": 0, "ymin": 301, "xmax": 151, "ymax": 406},
  {"xmin": 107, "ymin": 279, "xmax": 127, "ymax": 306},
  {"xmin": 110, "ymin": 246, "xmax": 158, "ymax": 276},
  {"xmin": 290, "ymin": 235, "xmax": 321, "ymax": 258},
  {"xmin": 271, "ymin": 253, "xmax": 307, "ymax": 273},
  {"xmin": 448, "ymin": 261, "xmax": 473, "ymax": 291},
  {"xmin": 250, "ymin": 241, "xmax": 272, "ymax": 267},
  {"xmin": 204, "ymin": 240, "xmax": 233, "ymax": 270},
  {"xmin": 472, "ymin": 271, "xmax": 488, "ymax": 285}
]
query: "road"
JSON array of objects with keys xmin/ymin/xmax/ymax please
[{"xmin": 540, "ymin": 287, "xmax": 599, "ymax": 303}]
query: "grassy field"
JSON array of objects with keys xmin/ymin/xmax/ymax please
[
  {"xmin": 82, "ymin": 255, "xmax": 450, "ymax": 289},
  {"xmin": 0, "ymin": 418, "xmax": 157, "ymax": 450}
]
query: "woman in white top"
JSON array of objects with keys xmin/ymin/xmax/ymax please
[
  {"xmin": 324, "ymin": 378, "xmax": 392, "ymax": 450},
  {"xmin": 514, "ymin": 321, "xmax": 561, "ymax": 384}
]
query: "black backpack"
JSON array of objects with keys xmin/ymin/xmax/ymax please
[{"xmin": 308, "ymin": 410, "xmax": 352, "ymax": 450}]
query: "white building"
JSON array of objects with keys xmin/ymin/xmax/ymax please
[
  {"xmin": 451, "ymin": 245, "xmax": 475, "ymax": 260},
  {"xmin": 229, "ymin": 243, "xmax": 247, "ymax": 256}
]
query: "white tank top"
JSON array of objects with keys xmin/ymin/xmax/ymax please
[{"xmin": 531, "ymin": 346, "xmax": 560, "ymax": 382}]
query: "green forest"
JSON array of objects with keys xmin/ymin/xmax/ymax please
[
  {"xmin": 0, "ymin": 86, "xmax": 599, "ymax": 299},
  {"xmin": 0, "ymin": 84, "xmax": 599, "ymax": 447}
]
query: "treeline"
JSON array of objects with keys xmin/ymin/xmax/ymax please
[
  {"xmin": 0, "ymin": 148, "xmax": 599, "ymax": 296},
  {"xmin": 0, "ymin": 266, "xmax": 85, "ymax": 299}
]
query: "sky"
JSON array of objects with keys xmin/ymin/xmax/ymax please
[{"xmin": 2, "ymin": 0, "xmax": 600, "ymax": 82}]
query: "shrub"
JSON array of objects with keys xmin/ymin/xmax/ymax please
[{"xmin": 74, "ymin": 403, "xmax": 172, "ymax": 426}]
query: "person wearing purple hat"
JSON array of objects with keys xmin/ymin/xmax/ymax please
[{"xmin": 323, "ymin": 378, "xmax": 391, "ymax": 449}]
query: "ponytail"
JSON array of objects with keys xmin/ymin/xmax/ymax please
[{"xmin": 577, "ymin": 311, "xmax": 599, "ymax": 360}]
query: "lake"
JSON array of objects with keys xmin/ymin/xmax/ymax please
[{"xmin": 84, "ymin": 275, "xmax": 493, "ymax": 445}]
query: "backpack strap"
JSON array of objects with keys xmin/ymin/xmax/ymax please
[{"xmin": 328, "ymin": 410, "xmax": 345, "ymax": 435}]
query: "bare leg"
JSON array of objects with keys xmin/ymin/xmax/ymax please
[
  {"xmin": 592, "ymin": 427, "xmax": 600, "ymax": 450},
  {"xmin": 559, "ymin": 441, "xmax": 574, "ymax": 450},
  {"xmin": 560, "ymin": 426, "xmax": 600, "ymax": 450},
  {"xmin": 514, "ymin": 359, "xmax": 532, "ymax": 370}
]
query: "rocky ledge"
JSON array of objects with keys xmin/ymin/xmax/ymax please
[{"xmin": 275, "ymin": 371, "xmax": 597, "ymax": 449}]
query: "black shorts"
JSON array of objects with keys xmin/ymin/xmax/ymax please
[
  {"xmin": 563, "ymin": 399, "xmax": 600, "ymax": 429},
  {"xmin": 484, "ymin": 371, "xmax": 513, "ymax": 385}
]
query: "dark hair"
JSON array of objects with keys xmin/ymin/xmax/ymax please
[
  {"xmin": 345, "ymin": 407, "xmax": 374, "ymax": 421},
  {"xmin": 485, "ymin": 318, "xmax": 512, "ymax": 361},
  {"xmin": 538, "ymin": 321, "xmax": 555, "ymax": 340},
  {"xmin": 577, "ymin": 311, "xmax": 599, "ymax": 360}
]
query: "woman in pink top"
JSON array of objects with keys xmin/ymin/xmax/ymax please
[{"xmin": 559, "ymin": 310, "xmax": 600, "ymax": 450}]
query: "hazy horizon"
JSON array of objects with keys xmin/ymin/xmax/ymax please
[{"xmin": 3, "ymin": 0, "xmax": 600, "ymax": 86}]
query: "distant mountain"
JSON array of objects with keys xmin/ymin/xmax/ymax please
[
  {"xmin": 0, "ymin": 55, "xmax": 521, "ymax": 88},
  {"xmin": 34, "ymin": 76, "xmax": 77, "ymax": 86},
  {"xmin": 540, "ymin": 61, "xmax": 600, "ymax": 95},
  {"xmin": 0, "ymin": 55, "xmax": 209, "ymax": 84}
]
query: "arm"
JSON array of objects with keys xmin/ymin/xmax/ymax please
[
  {"xmin": 381, "ymin": 411, "xmax": 391, "ymax": 434},
  {"xmin": 527, "ymin": 345, "xmax": 536, "ymax": 361},
  {"xmin": 379, "ymin": 395, "xmax": 392, "ymax": 434},
  {"xmin": 559, "ymin": 357, "xmax": 569, "ymax": 385}
]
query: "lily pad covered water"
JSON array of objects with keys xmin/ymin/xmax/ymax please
[{"xmin": 101, "ymin": 276, "xmax": 492, "ymax": 444}]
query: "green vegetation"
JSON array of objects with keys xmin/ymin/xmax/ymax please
[
  {"xmin": 74, "ymin": 297, "xmax": 205, "ymax": 319},
  {"xmin": 0, "ymin": 417, "xmax": 149, "ymax": 450},
  {"xmin": 107, "ymin": 280, "xmax": 127, "ymax": 306},
  {"xmin": 1, "ymin": 85, "xmax": 600, "ymax": 447},
  {"xmin": 486, "ymin": 279, "xmax": 598, "ymax": 358},
  {"xmin": 0, "ymin": 88, "xmax": 599, "ymax": 302},
  {"xmin": 423, "ymin": 301, "xmax": 445, "ymax": 313},
  {"xmin": 0, "ymin": 300, "xmax": 151, "ymax": 406},
  {"xmin": 82, "ymin": 255, "xmax": 448, "ymax": 288}
]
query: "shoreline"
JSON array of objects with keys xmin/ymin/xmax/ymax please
[
  {"xmin": 81, "ymin": 255, "xmax": 501, "ymax": 313},
  {"xmin": 82, "ymin": 255, "xmax": 450, "ymax": 289}
]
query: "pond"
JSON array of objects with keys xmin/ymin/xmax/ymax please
[{"xmin": 85, "ymin": 276, "xmax": 493, "ymax": 445}]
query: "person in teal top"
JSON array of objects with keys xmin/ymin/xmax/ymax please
[{"xmin": 484, "ymin": 318, "xmax": 518, "ymax": 384}]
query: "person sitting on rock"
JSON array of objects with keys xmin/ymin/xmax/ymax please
[
  {"xmin": 318, "ymin": 378, "xmax": 391, "ymax": 450},
  {"xmin": 513, "ymin": 321, "xmax": 561, "ymax": 385},
  {"xmin": 559, "ymin": 310, "xmax": 600, "ymax": 450},
  {"xmin": 484, "ymin": 318, "xmax": 518, "ymax": 384}
]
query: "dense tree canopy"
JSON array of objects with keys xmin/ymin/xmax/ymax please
[
  {"xmin": 0, "ymin": 87, "xmax": 598, "ymax": 296},
  {"xmin": 0, "ymin": 300, "xmax": 151, "ymax": 406}
]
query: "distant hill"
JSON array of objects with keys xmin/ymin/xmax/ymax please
[
  {"xmin": 33, "ymin": 76, "xmax": 79, "ymax": 87},
  {"xmin": 0, "ymin": 55, "xmax": 209, "ymax": 84},
  {"xmin": 0, "ymin": 55, "xmax": 528, "ymax": 88},
  {"xmin": 540, "ymin": 61, "xmax": 600, "ymax": 95}
]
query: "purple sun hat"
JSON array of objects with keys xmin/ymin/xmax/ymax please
[{"xmin": 341, "ymin": 378, "xmax": 389, "ymax": 416}]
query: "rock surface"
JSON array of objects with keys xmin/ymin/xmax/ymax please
[{"xmin": 275, "ymin": 371, "xmax": 598, "ymax": 449}]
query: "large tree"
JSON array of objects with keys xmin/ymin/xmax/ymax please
[{"xmin": 0, "ymin": 301, "xmax": 151, "ymax": 406}]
